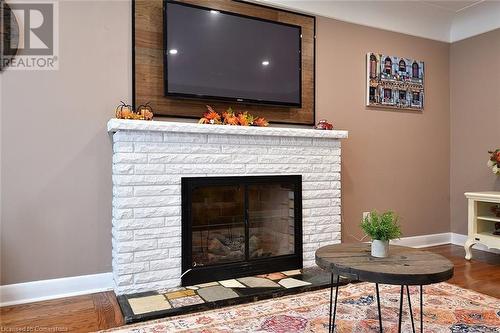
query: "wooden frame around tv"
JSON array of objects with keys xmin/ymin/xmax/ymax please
[{"xmin": 132, "ymin": 0, "xmax": 316, "ymax": 125}]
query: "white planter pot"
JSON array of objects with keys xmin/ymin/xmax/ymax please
[{"xmin": 371, "ymin": 240, "xmax": 389, "ymax": 258}]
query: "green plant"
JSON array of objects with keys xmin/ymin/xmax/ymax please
[{"xmin": 360, "ymin": 210, "xmax": 402, "ymax": 241}]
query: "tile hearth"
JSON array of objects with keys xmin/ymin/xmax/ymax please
[{"xmin": 117, "ymin": 267, "xmax": 340, "ymax": 324}]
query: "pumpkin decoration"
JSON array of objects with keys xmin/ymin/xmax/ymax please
[
  {"xmin": 137, "ymin": 102, "xmax": 154, "ymax": 120},
  {"xmin": 115, "ymin": 101, "xmax": 134, "ymax": 119},
  {"xmin": 199, "ymin": 105, "xmax": 269, "ymax": 127},
  {"xmin": 115, "ymin": 101, "xmax": 154, "ymax": 120}
]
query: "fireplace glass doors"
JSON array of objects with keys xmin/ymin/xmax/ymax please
[{"xmin": 181, "ymin": 175, "xmax": 302, "ymax": 285}]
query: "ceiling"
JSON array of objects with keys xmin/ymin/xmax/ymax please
[
  {"xmin": 255, "ymin": 0, "xmax": 500, "ymax": 42},
  {"xmin": 422, "ymin": 1, "xmax": 482, "ymax": 12}
]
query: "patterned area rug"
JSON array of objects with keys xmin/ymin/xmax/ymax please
[{"xmin": 106, "ymin": 282, "xmax": 500, "ymax": 332}]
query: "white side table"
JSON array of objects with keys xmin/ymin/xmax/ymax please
[{"xmin": 464, "ymin": 192, "xmax": 500, "ymax": 260}]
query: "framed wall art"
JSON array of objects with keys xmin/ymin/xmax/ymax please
[{"xmin": 366, "ymin": 53, "xmax": 424, "ymax": 111}]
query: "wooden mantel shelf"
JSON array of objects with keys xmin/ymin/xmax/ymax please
[{"xmin": 107, "ymin": 119, "xmax": 349, "ymax": 140}]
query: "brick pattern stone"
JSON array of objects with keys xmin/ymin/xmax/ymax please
[{"xmin": 110, "ymin": 126, "xmax": 344, "ymax": 295}]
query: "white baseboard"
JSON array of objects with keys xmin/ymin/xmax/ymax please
[
  {"xmin": 0, "ymin": 272, "xmax": 113, "ymax": 307},
  {"xmin": 393, "ymin": 232, "xmax": 499, "ymax": 254},
  {"xmin": 451, "ymin": 232, "xmax": 468, "ymax": 246},
  {"xmin": 391, "ymin": 232, "xmax": 451, "ymax": 248},
  {"xmin": 450, "ymin": 232, "xmax": 500, "ymax": 254}
]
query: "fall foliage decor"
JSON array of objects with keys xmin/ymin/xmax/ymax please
[
  {"xmin": 198, "ymin": 105, "xmax": 269, "ymax": 127},
  {"xmin": 487, "ymin": 149, "xmax": 500, "ymax": 175},
  {"xmin": 115, "ymin": 101, "xmax": 154, "ymax": 121},
  {"xmin": 314, "ymin": 119, "xmax": 334, "ymax": 130}
]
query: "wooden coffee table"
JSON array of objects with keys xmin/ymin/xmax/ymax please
[{"xmin": 316, "ymin": 243, "xmax": 454, "ymax": 333}]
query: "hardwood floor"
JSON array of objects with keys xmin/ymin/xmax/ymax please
[
  {"xmin": 425, "ymin": 244, "xmax": 500, "ymax": 298},
  {"xmin": 1, "ymin": 244, "xmax": 498, "ymax": 332},
  {"xmin": 0, "ymin": 291, "xmax": 123, "ymax": 332}
]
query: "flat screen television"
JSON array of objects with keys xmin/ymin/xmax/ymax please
[{"xmin": 164, "ymin": 1, "xmax": 302, "ymax": 107}]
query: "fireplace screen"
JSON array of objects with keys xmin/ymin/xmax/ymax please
[
  {"xmin": 191, "ymin": 184, "xmax": 246, "ymax": 266},
  {"xmin": 182, "ymin": 175, "xmax": 302, "ymax": 285}
]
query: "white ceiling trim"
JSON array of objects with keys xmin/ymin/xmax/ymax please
[
  {"xmin": 451, "ymin": 1, "xmax": 500, "ymax": 42},
  {"xmin": 421, "ymin": 1, "xmax": 483, "ymax": 13},
  {"xmin": 255, "ymin": 0, "xmax": 500, "ymax": 43}
]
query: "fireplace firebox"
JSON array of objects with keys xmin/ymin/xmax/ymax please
[{"xmin": 181, "ymin": 175, "xmax": 303, "ymax": 285}]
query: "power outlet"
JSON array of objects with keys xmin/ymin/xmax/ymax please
[{"xmin": 362, "ymin": 212, "xmax": 370, "ymax": 219}]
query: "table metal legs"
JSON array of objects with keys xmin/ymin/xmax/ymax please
[
  {"xmin": 398, "ymin": 286, "xmax": 404, "ymax": 332},
  {"xmin": 397, "ymin": 285, "xmax": 423, "ymax": 333},
  {"xmin": 420, "ymin": 285, "xmax": 424, "ymax": 333},
  {"xmin": 328, "ymin": 274, "xmax": 333, "ymax": 333},
  {"xmin": 375, "ymin": 284, "xmax": 383, "ymax": 332},
  {"xmin": 327, "ymin": 279, "xmax": 424, "ymax": 333},
  {"xmin": 328, "ymin": 273, "xmax": 340, "ymax": 333},
  {"xmin": 406, "ymin": 285, "xmax": 416, "ymax": 332}
]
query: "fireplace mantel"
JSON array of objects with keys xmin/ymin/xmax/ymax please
[
  {"xmin": 109, "ymin": 118, "xmax": 348, "ymax": 294},
  {"xmin": 107, "ymin": 119, "xmax": 348, "ymax": 139}
]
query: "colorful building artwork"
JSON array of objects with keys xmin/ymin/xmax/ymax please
[{"xmin": 366, "ymin": 53, "xmax": 424, "ymax": 110}]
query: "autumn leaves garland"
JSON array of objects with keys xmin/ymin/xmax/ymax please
[{"xmin": 198, "ymin": 105, "xmax": 269, "ymax": 127}]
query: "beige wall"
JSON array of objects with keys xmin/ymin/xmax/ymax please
[
  {"xmin": 0, "ymin": 1, "xmax": 131, "ymax": 284},
  {"xmin": 450, "ymin": 29, "xmax": 500, "ymax": 235},
  {"xmin": 1, "ymin": 2, "xmax": 453, "ymax": 284},
  {"xmin": 316, "ymin": 17, "xmax": 451, "ymax": 242}
]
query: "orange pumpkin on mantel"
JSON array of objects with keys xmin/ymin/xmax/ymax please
[
  {"xmin": 115, "ymin": 101, "xmax": 134, "ymax": 119},
  {"xmin": 115, "ymin": 101, "xmax": 154, "ymax": 120},
  {"xmin": 137, "ymin": 102, "xmax": 154, "ymax": 120}
]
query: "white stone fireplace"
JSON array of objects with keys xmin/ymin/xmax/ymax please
[{"xmin": 108, "ymin": 119, "xmax": 348, "ymax": 295}]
